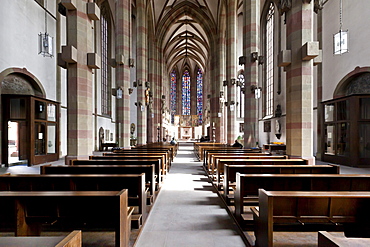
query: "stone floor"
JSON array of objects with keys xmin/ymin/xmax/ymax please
[{"xmin": 134, "ymin": 143, "xmax": 246, "ymax": 247}]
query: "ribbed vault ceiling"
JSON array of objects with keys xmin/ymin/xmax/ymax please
[{"xmin": 150, "ymin": 0, "xmax": 223, "ymax": 74}]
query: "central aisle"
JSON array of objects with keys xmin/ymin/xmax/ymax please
[{"xmin": 134, "ymin": 143, "xmax": 246, "ymax": 247}]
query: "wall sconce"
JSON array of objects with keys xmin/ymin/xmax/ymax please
[
  {"xmin": 138, "ymin": 80, "xmax": 142, "ymax": 87},
  {"xmin": 239, "ymin": 56, "xmax": 246, "ymax": 65},
  {"xmin": 145, "ymin": 81, "xmax": 150, "ymax": 88},
  {"xmin": 133, "ymin": 81, "xmax": 137, "ymax": 87},
  {"xmin": 251, "ymin": 85, "xmax": 262, "ymax": 99},
  {"xmin": 219, "ymin": 91, "xmax": 224, "ymax": 98},
  {"xmin": 230, "ymin": 78, "xmax": 236, "ymax": 85},
  {"xmin": 223, "ymin": 80, "xmax": 228, "ymax": 87},
  {"xmin": 135, "ymin": 101, "xmax": 144, "ymax": 111},
  {"xmin": 230, "ymin": 101, "xmax": 235, "ymax": 111},
  {"xmin": 129, "ymin": 58, "xmax": 135, "ymax": 67},
  {"xmin": 258, "ymin": 55, "xmax": 264, "ymax": 65},
  {"xmin": 116, "ymin": 86, "xmax": 123, "ymax": 99},
  {"xmin": 128, "ymin": 88, "xmax": 133, "ymax": 95},
  {"xmin": 251, "ymin": 52, "xmax": 258, "ymax": 62}
]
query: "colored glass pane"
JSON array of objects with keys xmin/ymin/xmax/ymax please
[
  {"xmin": 182, "ymin": 70, "xmax": 191, "ymax": 115},
  {"xmin": 170, "ymin": 70, "xmax": 177, "ymax": 124},
  {"xmin": 197, "ymin": 69, "xmax": 203, "ymax": 124}
]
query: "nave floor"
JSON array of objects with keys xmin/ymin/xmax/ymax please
[{"xmin": 134, "ymin": 143, "xmax": 246, "ymax": 247}]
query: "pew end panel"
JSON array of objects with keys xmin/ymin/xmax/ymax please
[{"xmin": 254, "ymin": 189, "xmax": 370, "ymax": 247}]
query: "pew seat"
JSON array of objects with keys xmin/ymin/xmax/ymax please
[
  {"xmin": 0, "ymin": 230, "xmax": 81, "ymax": 247},
  {"xmin": 251, "ymin": 189, "xmax": 370, "ymax": 247},
  {"xmin": 0, "ymin": 190, "xmax": 129, "ymax": 247}
]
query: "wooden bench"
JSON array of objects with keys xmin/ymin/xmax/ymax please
[
  {"xmin": 223, "ymin": 164, "xmax": 340, "ymax": 204},
  {"xmin": 251, "ymin": 189, "xmax": 370, "ymax": 247},
  {"xmin": 76, "ymin": 156, "xmax": 163, "ymax": 187},
  {"xmin": 134, "ymin": 143, "xmax": 178, "ymax": 159},
  {"xmin": 40, "ymin": 165, "xmax": 155, "ymax": 206},
  {"xmin": 0, "ymin": 230, "xmax": 81, "ymax": 247},
  {"xmin": 318, "ymin": 231, "xmax": 370, "ymax": 247},
  {"xmin": 206, "ymin": 153, "xmax": 271, "ymax": 173},
  {"xmin": 235, "ymin": 173, "xmax": 370, "ymax": 226},
  {"xmin": 204, "ymin": 150, "xmax": 266, "ymax": 170},
  {"xmin": 98, "ymin": 153, "xmax": 169, "ymax": 178},
  {"xmin": 0, "ymin": 190, "xmax": 129, "ymax": 247},
  {"xmin": 214, "ymin": 158, "xmax": 306, "ymax": 189},
  {"xmin": 100, "ymin": 142, "xmax": 118, "ymax": 151},
  {"xmin": 1, "ymin": 173, "xmax": 146, "ymax": 227},
  {"xmin": 112, "ymin": 149, "xmax": 172, "ymax": 164}
]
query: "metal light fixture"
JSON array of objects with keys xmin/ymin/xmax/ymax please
[
  {"xmin": 39, "ymin": 1, "xmax": 53, "ymax": 57},
  {"xmin": 333, "ymin": 0, "xmax": 348, "ymax": 55},
  {"xmin": 116, "ymin": 87, "xmax": 123, "ymax": 99}
]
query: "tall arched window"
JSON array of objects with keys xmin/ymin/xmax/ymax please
[
  {"xmin": 101, "ymin": 5, "xmax": 111, "ymax": 116},
  {"xmin": 182, "ymin": 70, "xmax": 191, "ymax": 115},
  {"xmin": 197, "ymin": 69, "xmax": 203, "ymax": 124},
  {"xmin": 170, "ymin": 70, "xmax": 177, "ymax": 124},
  {"xmin": 265, "ymin": 2, "xmax": 274, "ymax": 117}
]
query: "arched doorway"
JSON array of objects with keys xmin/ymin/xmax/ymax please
[{"xmin": 1, "ymin": 69, "xmax": 59, "ymax": 166}]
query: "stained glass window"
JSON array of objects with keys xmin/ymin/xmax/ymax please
[
  {"xmin": 197, "ymin": 69, "xmax": 203, "ymax": 124},
  {"xmin": 182, "ymin": 70, "xmax": 191, "ymax": 115},
  {"xmin": 101, "ymin": 5, "xmax": 111, "ymax": 116},
  {"xmin": 170, "ymin": 70, "xmax": 177, "ymax": 124},
  {"xmin": 265, "ymin": 2, "xmax": 274, "ymax": 117}
]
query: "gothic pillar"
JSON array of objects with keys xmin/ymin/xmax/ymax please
[
  {"xmin": 136, "ymin": 0, "xmax": 148, "ymax": 145},
  {"xmin": 226, "ymin": 0, "xmax": 238, "ymax": 144},
  {"xmin": 65, "ymin": 0, "xmax": 94, "ymax": 163},
  {"xmin": 284, "ymin": 0, "xmax": 315, "ymax": 164},
  {"xmin": 243, "ymin": 0, "xmax": 260, "ymax": 148},
  {"xmin": 116, "ymin": 0, "xmax": 131, "ymax": 148},
  {"xmin": 212, "ymin": 30, "xmax": 226, "ymax": 143}
]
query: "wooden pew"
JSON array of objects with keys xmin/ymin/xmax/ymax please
[
  {"xmin": 0, "ymin": 190, "xmax": 129, "ymax": 247},
  {"xmin": 235, "ymin": 173, "xmax": 370, "ymax": 226},
  {"xmin": 251, "ymin": 189, "xmax": 370, "ymax": 247},
  {"xmin": 134, "ymin": 142, "xmax": 178, "ymax": 159},
  {"xmin": 40, "ymin": 165, "xmax": 155, "ymax": 206},
  {"xmin": 87, "ymin": 157, "xmax": 162, "ymax": 187},
  {"xmin": 193, "ymin": 143, "xmax": 230, "ymax": 161},
  {"xmin": 0, "ymin": 230, "xmax": 81, "ymax": 247},
  {"xmin": 112, "ymin": 148, "xmax": 173, "ymax": 163},
  {"xmin": 98, "ymin": 153, "xmax": 168, "ymax": 178},
  {"xmin": 215, "ymin": 158, "xmax": 306, "ymax": 189},
  {"xmin": 223, "ymin": 164, "xmax": 340, "ymax": 204},
  {"xmin": 204, "ymin": 150, "xmax": 266, "ymax": 169},
  {"xmin": 0, "ymin": 173, "xmax": 146, "ymax": 225},
  {"xmin": 318, "ymin": 231, "xmax": 370, "ymax": 247}
]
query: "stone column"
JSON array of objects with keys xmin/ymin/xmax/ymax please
[
  {"xmin": 136, "ymin": 0, "xmax": 148, "ymax": 145},
  {"xmin": 243, "ymin": 0, "xmax": 260, "ymax": 148},
  {"xmin": 116, "ymin": 0, "xmax": 131, "ymax": 148},
  {"xmin": 211, "ymin": 31, "xmax": 226, "ymax": 143},
  {"xmin": 284, "ymin": 0, "xmax": 315, "ymax": 164},
  {"xmin": 226, "ymin": 0, "xmax": 238, "ymax": 144},
  {"xmin": 315, "ymin": 2, "xmax": 323, "ymax": 159},
  {"xmin": 64, "ymin": 0, "xmax": 94, "ymax": 163}
]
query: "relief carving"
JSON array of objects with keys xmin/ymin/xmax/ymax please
[{"xmin": 346, "ymin": 73, "xmax": 370, "ymax": 95}]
